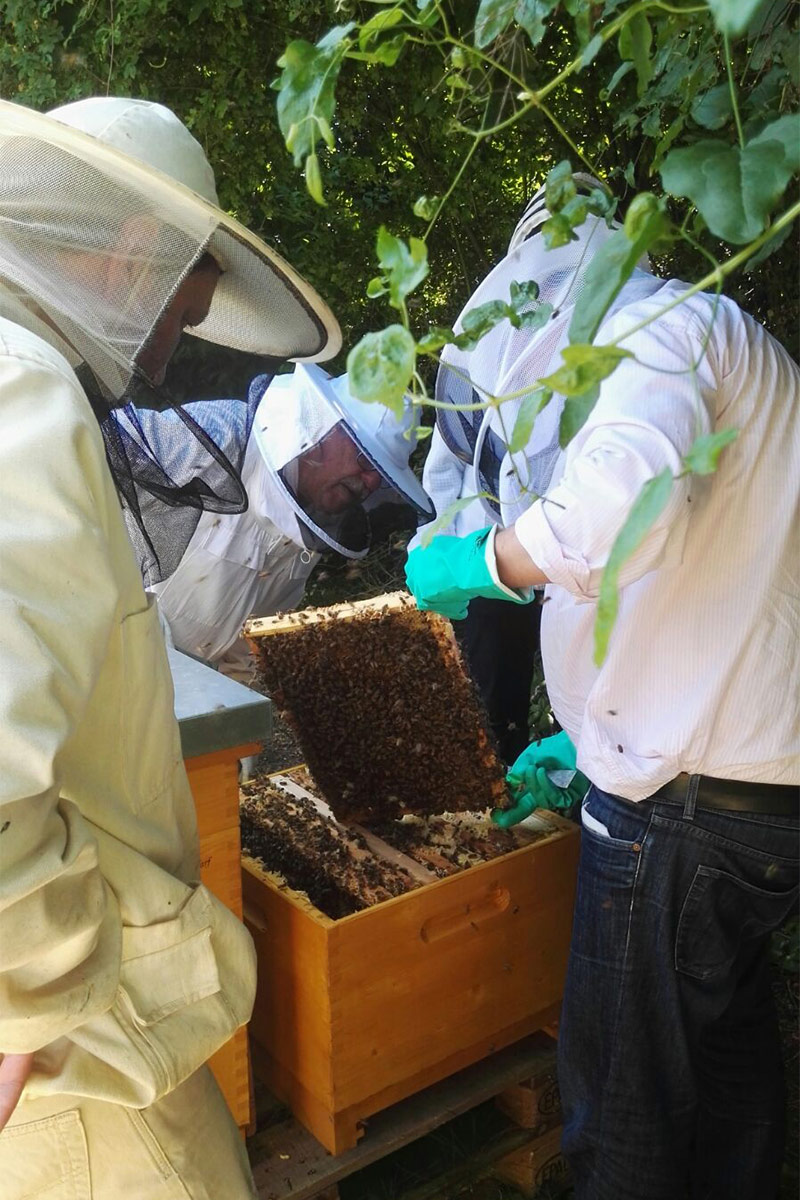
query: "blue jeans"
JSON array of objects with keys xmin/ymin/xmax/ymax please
[{"xmin": 558, "ymin": 785, "xmax": 799, "ymax": 1200}]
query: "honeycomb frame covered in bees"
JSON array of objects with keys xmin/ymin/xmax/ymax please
[{"xmin": 244, "ymin": 592, "xmax": 508, "ymax": 823}]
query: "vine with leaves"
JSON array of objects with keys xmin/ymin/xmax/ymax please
[{"xmin": 275, "ymin": 0, "xmax": 798, "ymax": 658}]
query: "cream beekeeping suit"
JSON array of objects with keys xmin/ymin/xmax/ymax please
[
  {"xmin": 0, "ymin": 96, "xmax": 339, "ymax": 1199},
  {"xmin": 147, "ymin": 365, "xmax": 433, "ymax": 677}
]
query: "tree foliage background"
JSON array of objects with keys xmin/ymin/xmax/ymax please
[
  {"xmin": 3, "ymin": 0, "xmax": 796, "ymax": 368},
  {"xmin": 3, "ymin": 0, "xmax": 798, "ymax": 657}
]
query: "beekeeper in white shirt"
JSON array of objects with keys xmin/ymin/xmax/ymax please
[
  {"xmin": 406, "ymin": 174, "xmax": 800, "ymax": 1199},
  {"xmin": 149, "ymin": 363, "xmax": 434, "ymax": 678}
]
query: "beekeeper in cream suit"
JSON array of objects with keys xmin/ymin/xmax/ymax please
[
  {"xmin": 147, "ymin": 364, "xmax": 434, "ymax": 678},
  {"xmin": 0, "ymin": 97, "xmax": 339, "ymax": 1198}
]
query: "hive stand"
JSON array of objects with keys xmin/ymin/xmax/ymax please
[
  {"xmin": 169, "ymin": 648, "xmax": 272, "ymax": 1133},
  {"xmin": 246, "ymin": 1032, "xmax": 569, "ymax": 1200}
]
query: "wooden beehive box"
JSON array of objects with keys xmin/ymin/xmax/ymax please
[
  {"xmin": 186, "ymin": 744, "xmax": 257, "ymax": 1133},
  {"xmin": 242, "ymin": 594, "xmax": 580, "ymax": 1154},
  {"xmin": 170, "ymin": 645, "xmax": 272, "ymax": 1135}
]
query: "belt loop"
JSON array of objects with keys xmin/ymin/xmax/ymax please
[{"xmin": 683, "ymin": 774, "xmax": 700, "ymax": 821}]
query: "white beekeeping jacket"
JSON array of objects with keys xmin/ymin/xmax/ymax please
[
  {"xmin": 413, "ymin": 187, "xmax": 660, "ymax": 547},
  {"xmin": 151, "ymin": 433, "xmax": 320, "ymax": 676}
]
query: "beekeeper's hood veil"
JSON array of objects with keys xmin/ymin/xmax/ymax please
[
  {"xmin": 0, "ymin": 96, "xmax": 341, "ymax": 584},
  {"xmin": 252, "ymin": 363, "xmax": 434, "ymax": 559},
  {"xmin": 0, "ymin": 96, "xmax": 340, "ymax": 394},
  {"xmin": 435, "ymin": 173, "xmax": 659, "ymax": 524}
]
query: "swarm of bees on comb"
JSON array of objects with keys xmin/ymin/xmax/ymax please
[
  {"xmin": 240, "ymin": 593, "xmax": 537, "ymax": 918},
  {"xmin": 244, "ymin": 592, "xmax": 508, "ymax": 824}
]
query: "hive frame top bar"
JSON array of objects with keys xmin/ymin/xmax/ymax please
[{"xmin": 244, "ymin": 590, "xmax": 416, "ymax": 639}]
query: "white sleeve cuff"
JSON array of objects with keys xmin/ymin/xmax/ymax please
[
  {"xmin": 514, "ymin": 500, "xmax": 595, "ymax": 600},
  {"xmin": 485, "ymin": 525, "xmax": 534, "ymax": 603}
]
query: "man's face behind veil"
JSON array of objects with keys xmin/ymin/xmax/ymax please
[{"xmin": 296, "ymin": 424, "xmax": 382, "ymax": 516}]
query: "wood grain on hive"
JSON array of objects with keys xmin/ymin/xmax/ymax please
[
  {"xmin": 242, "ymin": 801, "xmax": 579, "ymax": 1154},
  {"xmin": 244, "ymin": 592, "xmax": 507, "ymax": 823},
  {"xmin": 185, "ymin": 744, "xmax": 259, "ymax": 1134}
]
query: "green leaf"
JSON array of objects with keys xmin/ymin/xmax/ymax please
[
  {"xmin": 507, "ymin": 387, "xmax": 552, "ymax": 453},
  {"xmin": 559, "ymin": 385, "xmax": 600, "ymax": 447},
  {"xmin": 546, "ymin": 160, "xmax": 577, "ymax": 212},
  {"xmin": 459, "ymin": 298, "xmax": 509, "ymax": 343},
  {"xmin": 580, "ymin": 34, "xmax": 603, "ymax": 68},
  {"xmin": 509, "ymin": 279, "xmax": 539, "ymax": 306},
  {"xmin": 661, "ymin": 115, "xmax": 800, "ymax": 243},
  {"xmin": 682, "ymin": 428, "xmax": 738, "ymax": 475},
  {"xmin": 542, "ymin": 213, "xmax": 579, "ymax": 248},
  {"xmin": 413, "ymin": 194, "xmax": 439, "ymax": 220},
  {"xmin": 515, "ymin": 0, "xmax": 559, "ymax": 48},
  {"xmin": 706, "ymin": 0, "xmax": 769, "ymax": 37},
  {"xmin": 304, "ymin": 152, "xmax": 325, "ymax": 206},
  {"xmin": 347, "ymin": 325, "xmax": 416, "ymax": 417},
  {"xmin": 376, "ymin": 227, "xmax": 429, "ymax": 310},
  {"xmin": 594, "ymin": 470, "xmax": 674, "ymax": 664},
  {"xmin": 276, "ymin": 25, "xmax": 354, "ymax": 168},
  {"xmin": 751, "ymin": 112, "xmax": 800, "ymax": 170},
  {"xmin": 351, "ymin": 33, "xmax": 407, "ymax": 67},
  {"xmin": 420, "ymin": 494, "xmax": 491, "ymax": 545},
  {"xmin": 691, "ymin": 84, "xmax": 733, "ymax": 131},
  {"xmin": 652, "ymin": 116, "xmax": 686, "ymax": 175},
  {"xmin": 618, "ymin": 12, "xmax": 652, "ymax": 97},
  {"xmin": 569, "ymin": 196, "xmax": 668, "ymax": 344},
  {"xmin": 541, "ymin": 344, "xmax": 633, "ymax": 398},
  {"xmin": 416, "ymin": 325, "xmax": 456, "ymax": 354},
  {"xmin": 516, "ymin": 302, "xmax": 554, "ymax": 331},
  {"xmin": 366, "ymin": 276, "xmax": 388, "ymax": 298},
  {"xmin": 474, "ymin": 0, "xmax": 516, "ymax": 47},
  {"xmin": 744, "ymin": 221, "xmax": 794, "ymax": 270},
  {"xmin": 602, "ymin": 60, "xmax": 634, "ymax": 100},
  {"xmin": 358, "ymin": 7, "xmax": 405, "ymax": 50}
]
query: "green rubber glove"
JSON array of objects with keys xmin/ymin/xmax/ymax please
[
  {"xmin": 493, "ymin": 731, "xmax": 590, "ymax": 826},
  {"xmin": 405, "ymin": 527, "xmax": 531, "ymax": 621}
]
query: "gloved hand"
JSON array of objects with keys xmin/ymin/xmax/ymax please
[
  {"xmin": 492, "ymin": 730, "xmax": 590, "ymax": 826},
  {"xmin": 405, "ymin": 526, "xmax": 531, "ymax": 621}
]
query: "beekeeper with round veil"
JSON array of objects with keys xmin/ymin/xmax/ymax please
[
  {"xmin": 149, "ymin": 362, "xmax": 434, "ymax": 676},
  {"xmin": 0, "ymin": 95, "xmax": 339, "ymax": 1198}
]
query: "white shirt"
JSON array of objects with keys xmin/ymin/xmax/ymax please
[
  {"xmin": 152, "ymin": 436, "xmax": 319, "ymax": 676},
  {"xmin": 514, "ymin": 282, "xmax": 800, "ymax": 798}
]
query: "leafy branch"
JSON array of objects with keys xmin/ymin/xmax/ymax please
[{"xmin": 274, "ymin": 0, "xmax": 798, "ymax": 658}]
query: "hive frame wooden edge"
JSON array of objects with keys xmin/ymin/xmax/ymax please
[{"xmin": 244, "ymin": 590, "xmax": 415, "ymax": 640}]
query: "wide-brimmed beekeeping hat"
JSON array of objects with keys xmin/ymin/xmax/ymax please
[{"xmin": 0, "ymin": 96, "xmax": 341, "ymax": 398}]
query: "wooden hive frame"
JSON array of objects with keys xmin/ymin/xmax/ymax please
[{"xmin": 244, "ymin": 592, "xmax": 507, "ymax": 824}]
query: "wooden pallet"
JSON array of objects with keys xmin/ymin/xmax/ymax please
[{"xmin": 247, "ymin": 1031, "xmax": 566, "ymax": 1200}]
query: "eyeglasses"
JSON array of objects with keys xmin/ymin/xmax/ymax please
[{"xmin": 355, "ymin": 449, "xmax": 375, "ymax": 473}]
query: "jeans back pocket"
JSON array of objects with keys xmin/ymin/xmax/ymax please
[{"xmin": 676, "ymin": 864, "xmax": 799, "ymax": 981}]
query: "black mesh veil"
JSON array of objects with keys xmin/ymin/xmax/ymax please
[
  {"xmin": 0, "ymin": 99, "xmax": 341, "ymax": 589},
  {"xmin": 80, "ymin": 344, "xmax": 283, "ymax": 586}
]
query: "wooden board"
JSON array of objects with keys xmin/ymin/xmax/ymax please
[
  {"xmin": 245, "ymin": 591, "xmax": 414, "ymax": 637},
  {"xmin": 492, "ymin": 1123, "xmax": 570, "ymax": 1197},
  {"xmin": 185, "ymin": 746, "xmax": 256, "ymax": 1131},
  {"xmin": 247, "ymin": 1032, "xmax": 562, "ymax": 1200}
]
